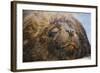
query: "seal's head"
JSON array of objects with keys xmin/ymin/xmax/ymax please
[{"xmin": 23, "ymin": 11, "xmax": 91, "ymax": 62}]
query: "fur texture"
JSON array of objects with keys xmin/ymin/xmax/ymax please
[{"xmin": 23, "ymin": 11, "xmax": 91, "ymax": 62}]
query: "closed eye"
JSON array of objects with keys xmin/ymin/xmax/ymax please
[
  {"xmin": 48, "ymin": 27, "xmax": 59, "ymax": 37},
  {"xmin": 48, "ymin": 31, "xmax": 58, "ymax": 37}
]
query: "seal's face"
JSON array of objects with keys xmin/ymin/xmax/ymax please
[
  {"xmin": 47, "ymin": 23, "xmax": 80, "ymax": 60},
  {"xmin": 48, "ymin": 25, "xmax": 69, "ymax": 47}
]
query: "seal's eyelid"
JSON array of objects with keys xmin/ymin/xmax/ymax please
[
  {"xmin": 48, "ymin": 28, "xmax": 59, "ymax": 37},
  {"xmin": 51, "ymin": 27, "xmax": 59, "ymax": 33}
]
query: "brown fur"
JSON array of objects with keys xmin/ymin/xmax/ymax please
[{"xmin": 23, "ymin": 11, "xmax": 91, "ymax": 62}]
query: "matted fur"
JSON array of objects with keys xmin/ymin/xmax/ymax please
[{"xmin": 23, "ymin": 11, "xmax": 91, "ymax": 62}]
